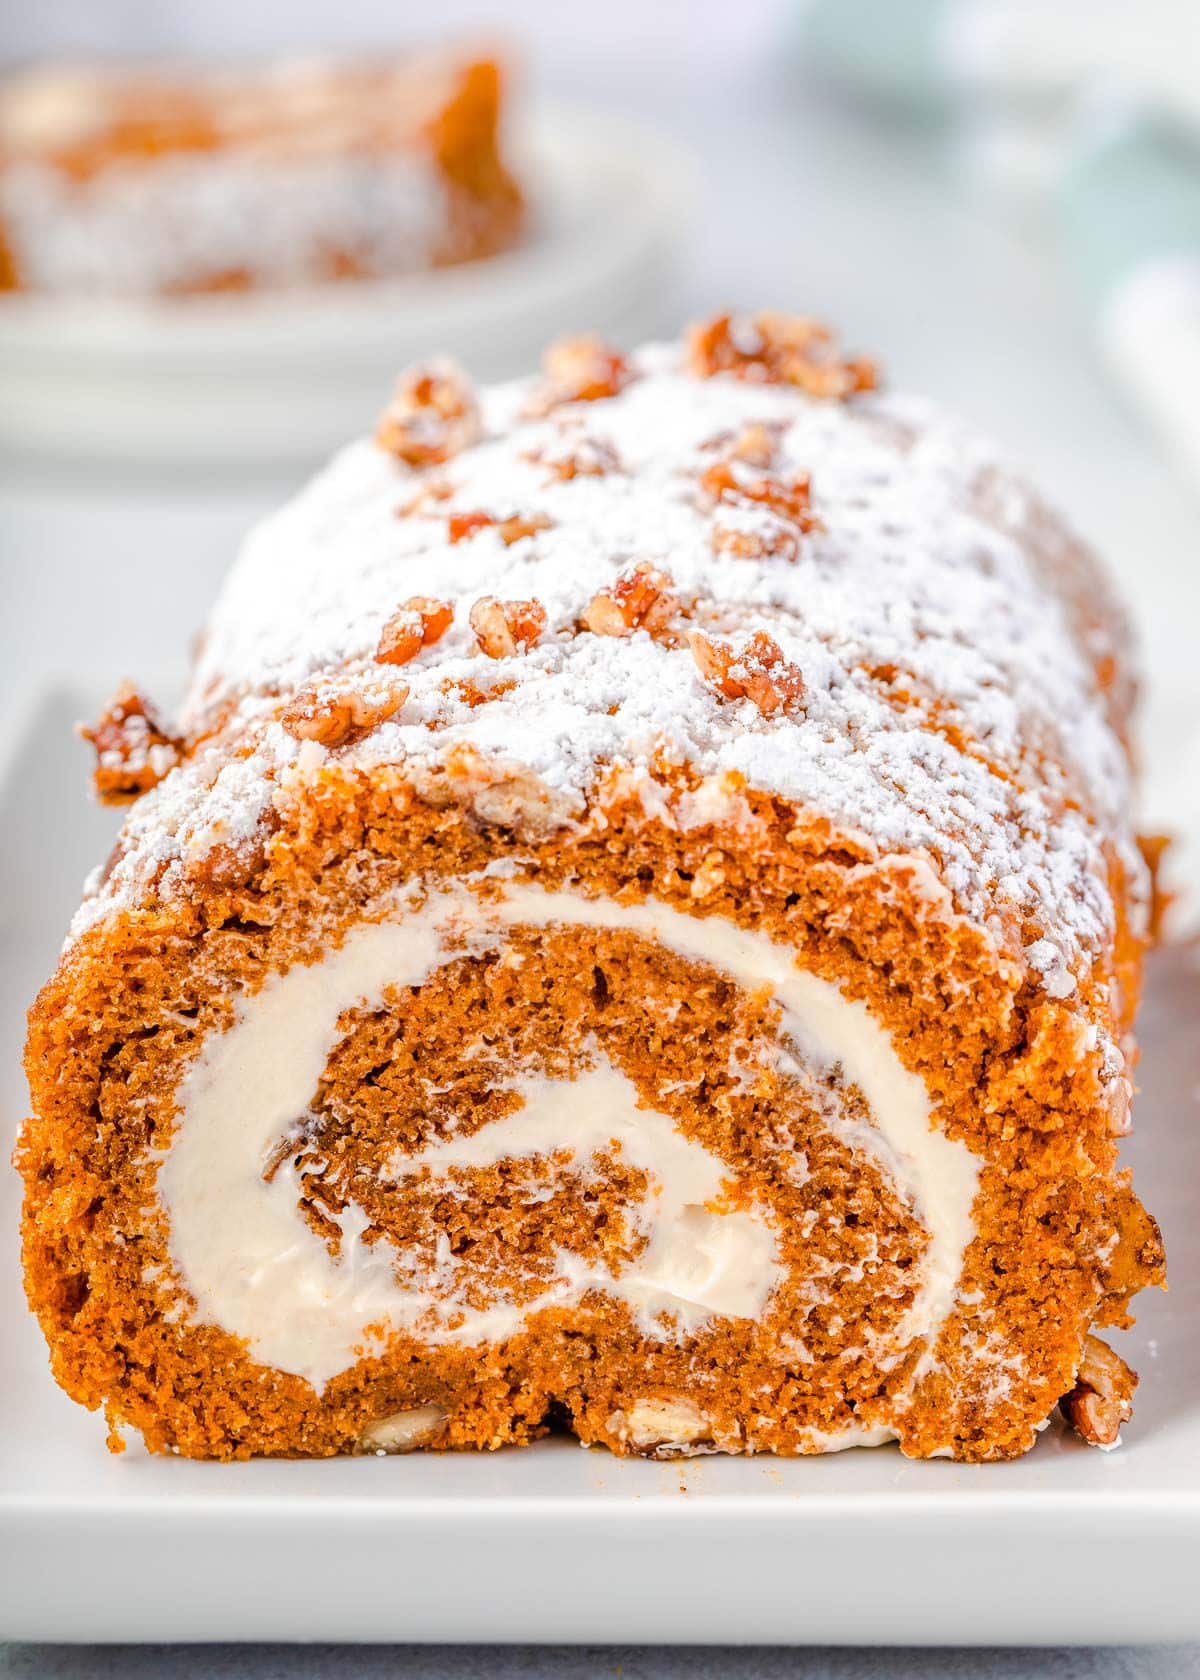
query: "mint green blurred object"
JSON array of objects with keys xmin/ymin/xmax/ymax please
[
  {"xmin": 1061, "ymin": 116, "xmax": 1200, "ymax": 302},
  {"xmin": 1061, "ymin": 115, "xmax": 1200, "ymax": 492},
  {"xmin": 800, "ymin": 0, "xmax": 1200, "ymax": 494},
  {"xmin": 801, "ymin": 0, "xmax": 955, "ymax": 114}
]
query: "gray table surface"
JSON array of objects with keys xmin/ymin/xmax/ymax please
[{"xmin": 3, "ymin": 1647, "xmax": 1199, "ymax": 1677}]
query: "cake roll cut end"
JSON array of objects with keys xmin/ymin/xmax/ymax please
[{"xmin": 24, "ymin": 312, "xmax": 1164, "ymax": 1461}]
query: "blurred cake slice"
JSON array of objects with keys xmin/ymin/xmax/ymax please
[{"xmin": 0, "ymin": 50, "xmax": 524, "ymax": 296}]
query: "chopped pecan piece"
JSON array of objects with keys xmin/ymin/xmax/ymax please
[
  {"xmin": 1059, "ymin": 1334, "xmax": 1137, "ymax": 1448},
  {"xmin": 687, "ymin": 311, "xmax": 878, "ymax": 398},
  {"xmin": 448, "ymin": 510, "xmax": 553, "ymax": 546},
  {"xmin": 700, "ymin": 459, "xmax": 817, "ymax": 529},
  {"xmin": 443, "ymin": 507, "xmax": 490, "ymax": 540},
  {"xmin": 701, "ymin": 420, "xmax": 787, "ymax": 468},
  {"xmin": 441, "ymin": 674, "xmax": 516, "ymax": 709},
  {"xmin": 470, "ymin": 597, "xmax": 547, "ymax": 658},
  {"xmin": 524, "ymin": 334, "xmax": 632, "ymax": 417},
  {"xmin": 376, "ymin": 359, "xmax": 481, "ymax": 467},
  {"xmin": 376, "ymin": 597, "xmax": 454, "ymax": 667},
  {"xmin": 711, "ymin": 516, "xmax": 800, "ymax": 562},
  {"xmin": 448, "ymin": 510, "xmax": 495, "ymax": 544},
  {"xmin": 192, "ymin": 819, "xmax": 276, "ymax": 892},
  {"xmin": 689, "ymin": 629, "xmax": 806, "ymax": 718},
  {"xmin": 498, "ymin": 513, "xmax": 553, "ymax": 546},
  {"xmin": 582, "ymin": 564, "xmax": 678, "ymax": 640},
  {"xmin": 80, "ymin": 681, "xmax": 182, "ymax": 805},
  {"xmin": 700, "ymin": 458, "xmax": 818, "ymax": 562},
  {"xmin": 281, "ymin": 684, "xmax": 407, "ymax": 748},
  {"xmin": 730, "ymin": 420, "xmax": 784, "ymax": 467},
  {"xmin": 529, "ymin": 433, "xmax": 623, "ymax": 482},
  {"xmin": 261, "ymin": 1117, "xmax": 313, "ymax": 1185},
  {"xmin": 695, "ymin": 460, "xmax": 816, "ymax": 564},
  {"xmin": 359, "ymin": 1403, "xmax": 449, "ymax": 1454},
  {"xmin": 612, "ymin": 1395, "xmax": 713, "ymax": 1455},
  {"xmin": 411, "ymin": 742, "xmax": 577, "ymax": 837}
]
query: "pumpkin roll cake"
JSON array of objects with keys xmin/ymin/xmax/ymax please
[
  {"xmin": 19, "ymin": 314, "xmax": 1164, "ymax": 1461},
  {"xmin": 0, "ymin": 50, "xmax": 523, "ymax": 296}
]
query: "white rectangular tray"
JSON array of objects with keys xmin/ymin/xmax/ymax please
[{"xmin": 2, "ymin": 690, "xmax": 1197, "ymax": 1645}]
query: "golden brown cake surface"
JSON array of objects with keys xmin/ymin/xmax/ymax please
[{"xmin": 19, "ymin": 314, "xmax": 1163, "ymax": 1462}]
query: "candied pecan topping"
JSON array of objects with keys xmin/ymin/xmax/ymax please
[
  {"xmin": 702, "ymin": 456, "xmax": 813, "ymax": 520},
  {"xmin": 188, "ymin": 815, "xmax": 277, "ymax": 892},
  {"xmin": 527, "ymin": 432, "xmax": 623, "ymax": 482},
  {"xmin": 687, "ymin": 311, "xmax": 878, "ymax": 398},
  {"xmin": 701, "ymin": 420, "xmax": 787, "ymax": 468},
  {"xmin": 688, "ymin": 629, "xmax": 806, "ymax": 718},
  {"xmin": 582, "ymin": 564, "xmax": 679, "ymax": 641},
  {"xmin": 711, "ymin": 517, "xmax": 801, "ymax": 563},
  {"xmin": 376, "ymin": 358, "xmax": 481, "ymax": 467},
  {"xmin": 524, "ymin": 334, "xmax": 632, "ymax": 417},
  {"xmin": 730, "ymin": 420, "xmax": 784, "ymax": 466},
  {"xmin": 79, "ymin": 681, "xmax": 182, "ymax": 805},
  {"xmin": 700, "ymin": 459, "xmax": 817, "ymax": 529},
  {"xmin": 376, "ymin": 597, "xmax": 455, "ymax": 667},
  {"xmin": 448, "ymin": 510, "xmax": 495, "ymax": 544},
  {"xmin": 470, "ymin": 596, "xmax": 547, "ymax": 658},
  {"xmin": 498, "ymin": 513, "xmax": 553, "ymax": 546},
  {"xmin": 1059, "ymin": 1335, "xmax": 1137, "ymax": 1449},
  {"xmin": 441, "ymin": 675, "xmax": 517, "ymax": 709},
  {"xmin": 281, "ymin": 684, "xmax": 407, "ymax": 747},
  {"xmin": 448, "ymin": 510, "xmax": 553, "ymax": 546},
  {"xmin": 700, "ymin": 456, "xmax": 818, "ymax": 562}
]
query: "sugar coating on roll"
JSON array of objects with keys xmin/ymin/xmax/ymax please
[{"xmin": 21, "ymin": 313, "xmax": 1164, "ymax": 1461}]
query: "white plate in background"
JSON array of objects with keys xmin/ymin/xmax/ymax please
[
  {"xmin": 0, "ymin": 104, "xmax": 696, "ymax": 470},
  {"xmin": 0, "ymin": 687, "xmax": 1196, "ymax": 1646}
]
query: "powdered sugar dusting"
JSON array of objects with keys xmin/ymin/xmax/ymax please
[
  {"xmin": 0, "ymin": 153, "xmax": 447, "ymax": 295},
  {"xmin": 72, "ymin": 336, "xmax": 1145, "ymax": 1002}
]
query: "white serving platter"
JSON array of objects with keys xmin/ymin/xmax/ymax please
[
  {"xmin": 0, "ymin": 689, "xmax": 1196, "ymax": 1646},
  {"xmin": 0, "ymin": 103, "xmax": 695, "ymax": 469}
]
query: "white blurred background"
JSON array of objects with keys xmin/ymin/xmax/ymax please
[
  {"xmin": 2, "ymin": 0, "xmax": 1199, "ymax": 908},
  {"xmin": 3, "ymin": 0, "xmax": 791, "ymax": 76}
]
